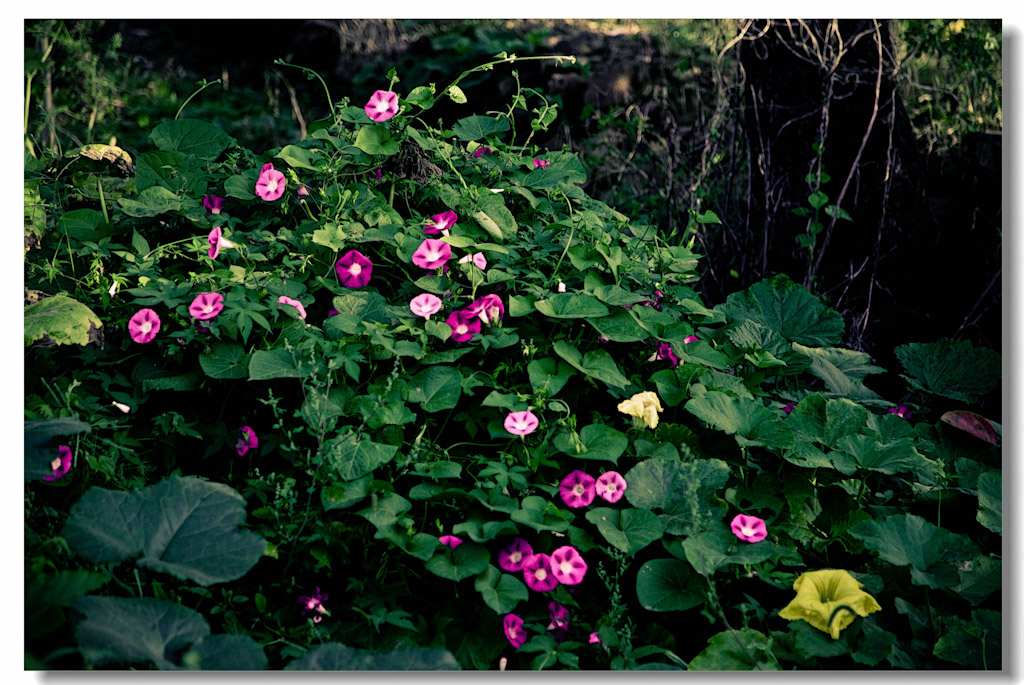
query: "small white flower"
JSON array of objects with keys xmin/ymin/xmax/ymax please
[
  {"xmin": 108, "ymin": 281, "xmax": 119, "ymax": 297},
  {"xmin": 111, "ymin": 401, "xmax": 131, "ymax": 413},
  {"xmin": 557, "ymin": 281, "xmax": 566, "ymax": 293},
  {"xmin": 489, "ymin": 188, "xmax": 505, "ymax": 193}
]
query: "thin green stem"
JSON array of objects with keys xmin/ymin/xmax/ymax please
[
  {"xmin": 175, "ymin": 79, "xmax": 222, "ymax": 120},
  {"xmin": 275, "ymin": 59, "xmax": 334, "ymax": 124}
]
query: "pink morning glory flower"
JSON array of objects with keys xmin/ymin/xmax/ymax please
[
  {"xmin": 297, "ymin": 184, "xmax": 310, "ymax": 198},
  {"xmin": 547, "ymin": 601, "xmax": 569, "ymax": 632},
  {"xmin": 474, "ymin": 146, "xmax": 492, "ymax": 158},
  {"xmin": 439, "ymin": 535, "xmax": 463, "ymax": 549},
  {"xmin": 410, "ymin": 293, "xmax": 443, "ymax": 319},
  {"xmin": 730, "ymin": 513, "xmax": 768, "ymax": 543},
  {"xmin": 504, "ymin": 410, "xmax": 539, "ymax": 436},
  {"xmin": 653, "ymin": 342, "xmax": 680, "ymax": 368},
  {"xmin": 202, "ymin": 195, "xmax": 225, "ymax": 215},
  {"xmin": 189, "ymin": 292, "xmax": 224, "ymax": 320},
  {"xmin": 42, "ymin": 445, "xmax": 73, "ymax": 482},
  {"xmin": 533, "ymin": 158, "xmax": 549, "ymax": 169},
  {"xmin": 522, "ymin": 553, "xmax": 559, "ymax": 592},
  {"xmin": 458, "ymin": 252, "xmax": 488, "ymax": 270},
  {"xmin": 887, "ymin": 405, "xmax": 912, "ymax": 419},
  {"xmin": 128, "ymin": 308, "xmax": 161, "ymax": 344},
  {"xmin": 589, "ymin": 633, "xmax": 601, "ymax": 644},
  {"xmin": 206, "ymin": 226, "xmax": 234, "ymax": 259},
  {"xmin": 236, "ymin": 426, "xmax": 258, "ymax": 456},
  {"xmin": 445, "ymin": 310, "xmax": 481, "ymax": 343},
  {"xmin": 254, "ymin": 163, "xmax": 286, "ymax": 202},
  {"xmin": 683, "ymin": 335, "xmax": 699, "ymax": 343},
  {"xmin": 424, "ymin": 210, "xmax": 458, "ymax": 236},
  {"xmin": 298, "ymin": 587, "xmax": 329, "ymax": 623},
  {"xmin": 412, "ymin": 238, "xmax": 452, "ymax": 270},
  {"xmin": 595, "ymin": 471, "xmax": 627, "ymax": 503},
  {"xmin": 550, "ymin": 545, "xmax": 588, "ymax": 585},
  {"xmin": 498, "ymin": 538, "xmax": 534, "ymax": 572},
  {"xmin": 365, "ymin": 89, "xmax": 399, "ymax": 122},
  {"xmin": 335, "ymin": 249, "xmax": 373, "ymax": 288},
  {"xmin": 277, "ymin": 295, "xmax": 307, "ymax": 320},
  {"xmin": 503, "ymin": 613, "xmax": 527, "ymax": 649},
  {"xmin": 559, "ymin": 470, "xmax": 596, "ymax": 508},
  {"xmin": 465, "ymin": 294, "xmax": 504, "ymax": 325}
]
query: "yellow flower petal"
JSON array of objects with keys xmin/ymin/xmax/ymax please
[
  {"xmin": 617, "ymin": 391, "xmax": 664, "ymax": 429},
  {"xmin": 778, "ymin": 569, "xmax": 881, "ymax": 639}
]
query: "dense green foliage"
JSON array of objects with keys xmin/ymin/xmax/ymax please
[{"xmin": 24, "ymin": 25, "xmax": 1002, "ymax": 672}]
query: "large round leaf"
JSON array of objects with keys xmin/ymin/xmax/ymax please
[
  {"xmin": 424, "ymin": 542, "xmax": 490, "ymax": 581},
  {"xmin": 635, "ymin": 558, "xmax": 703, "ymax": 612},
  {"xmin": 62, "ymin": 476, "xmax": 266, "ymax": 586},
  {"xmin": 585, "ymin": 507, "xmax": 664, "ymax": 555}
]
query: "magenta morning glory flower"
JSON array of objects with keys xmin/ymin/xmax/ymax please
[
  {"xmin": 410, "ymin": 293, "xmax": 443, "ymax": 319},
  {"xmin": 533, "ymin": 158, "xmax": 549, "ymax": 169},
  {"xmin": 683, "ymin": 335, "xmax": 699, "ymax": 343},
  {"xmin": 254, "ymin": 163, "xmax": 286, "ymax": 202},
  {"xmin": 446, "ymin": 310, "xmax": 481, "ymax": 343},
  {"xmin": 550, "ymin": 545, "xmax": 588, "ymax": 585},
  {"xmin": 42, "ymin": 445, "xmax": 73, "ymax": 482},
  {"xmin": 589, "ymin": 633, "xmax": 601, "ymax": 644},
  {"xmin": 465, "ymin": 293, "xmax": 504, "ymax": 325},
  {"xmin": 559, "ymin": 470, "xmax": 596, "ymax": 508},
  {"xmin": 128, "ymin": 308, "xmax": 161, "ymax": 344},
  {"xmin": 277, "ymin": 295, "xmax": 307, "ymax": 320},
  {"xmin": 412, "ymin": 238, "xmax": 452, "ymax": 270},
  {"xmin": 424, "ymin": 210, "xmax": 458, "ymax": 236},
  {"xmin": 458, "ymin": 252, "xmax": 488, "ymax": 270},
  {"xmin": 503, "ymin": 614, "xmax": 527, "ymax": 649},
  {"xmin": 327, "ymin": 308, "xmax": 340, "ymax": 318},
  {"xmin": 887, "ymin": 405, "xmax": 912, "ymax": 419},
  {"xmin": 298, "ymin": 587, "xmax": 329, "ymax": 623},
  {"xmin": 504, "ymin": 410, "xmax": 539, "ymax": 436},
  {"xmin": 522, "ymin": 553, "xmax": 559, "ymax": 592},
  {"xmin": 654, "ymin": 342, "xmax": 680, "ymax": 368},
  {"xmin": 365, "ymin": 89, "xmax": 399, "ymax": 122},
  {"xmin": 206, "ymin": 226, "xmax": 235, "ymax": 259},
  {"xmin": 782, "ymin": 402, "xmax": 796, "ymax": 414},
  {"xmin": 474, "ymin": 146, "xmax": 492, "ymax": 158},
  {"xmin": 202, "ymin": 195, "xmax": 225, "ymax": 215},
  {"xmin": 236, "ymin": 426, "xmax": 258, "ymax": 456},
  {"xmin": 547, "ymin": 601, "xmax": 569, "ymax": 632},
  {"xmin": 730, "ymin": 514, "xmax": 768, "ymax": 543},
  {"xmin": 439, "ymin": 535, "xmax": 463, "ymax": 549},
  {"xmin": 595, "ymin": 471, "xmax": 627, "ymax": 503},
  {"xmin": 374, "ymin": 168, "xmax": 383, "ymax": 181},
  {"xmin": 189, "ymin": 292, "xmax": 224, "ymax": 320},
  {"xmin": 498, "ymin": 538, "xmax": 534, "ymax": 572},
  {"xmin": 335, "ymin": 249, "xmax": 373, "ymax": 288}
]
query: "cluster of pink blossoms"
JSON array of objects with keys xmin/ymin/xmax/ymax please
[
  {"xmin": 560, "ymin": 469, "xmax": 627, "ymax": 508},
  {"xmin": 499, "ymin": 539, "xmax": 589, "ymax": 649}
]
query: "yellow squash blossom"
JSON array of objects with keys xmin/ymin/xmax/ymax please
[
  {"xmin": 778, "ymin": 569, "xmax": 881, "ymax": 639},
  {"xmin": 617, "ymin": 391, "xmax": 663, "ymax": 429}
]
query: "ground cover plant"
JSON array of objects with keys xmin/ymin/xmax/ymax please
[{"xmin": 24, "ymin": 45, "xmax": 1003, "ymax": 671}]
